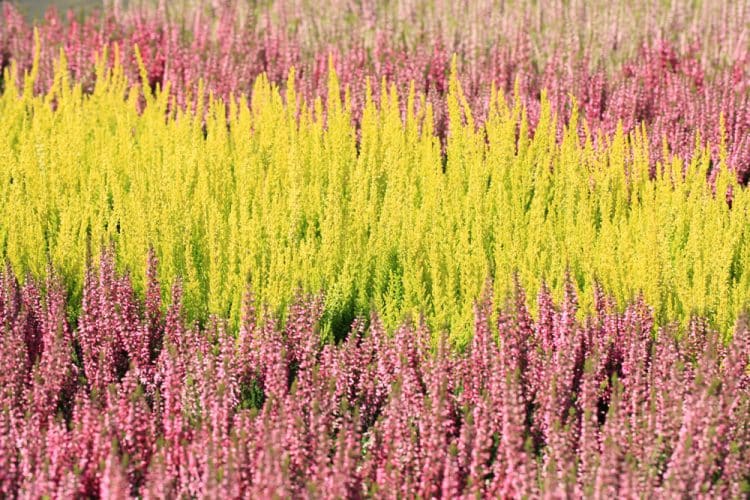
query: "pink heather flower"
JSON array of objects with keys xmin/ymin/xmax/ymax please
[
  {"xmin": 2, "ymin": 3, "xmax": 750, "ymax": 178},
  {"xmin": 0, "ymin": 251, "xmax": 747, "ymax": 496}
]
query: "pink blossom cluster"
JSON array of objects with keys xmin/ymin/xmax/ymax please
[
  {"xmin": 1, "ymin": 251, "xmax": 748, "ymax": 497},
  {"xmin": 1, "ymin": 3, "xmax": 749, "ymax": 180}
]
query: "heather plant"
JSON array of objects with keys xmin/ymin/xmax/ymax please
[
  {"xmin": 2, "ymin": 1, "xmax": 749, "ymax": 176},
  {"xmin": 2, "ymin": 50, "xmax": 749, "ymax": 343},
  {"xmin": 1, "ymin": 1, "xmax": 748, "ymax": 496},
  {"xmin": 7, "ymin": 0, "xmax": 749, "ymax": 66},
  {"xmin": 0, "ymin": 252, "xmax": 748, "ymax": 497}
]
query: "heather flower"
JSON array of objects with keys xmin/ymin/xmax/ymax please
[{"xmin": 0, "ymin": 253, "xmax": 748, "ymax": 496}]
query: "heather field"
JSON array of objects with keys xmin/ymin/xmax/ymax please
[{"xmin": 1, "ymin": 0, "xmax": 749, "ymax": 498}]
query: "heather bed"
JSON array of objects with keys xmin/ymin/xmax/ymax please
[
  {"xmin": 1, "ymin": 0, "xmax": 750, "ymax": 497},
  {"xmin": 2, "ymin": 1, "xmax": 750, "ymax": 176},
  {"xmin": 2, "ymin": 52, "xmax": 749, "ymax": 343},
  {"xmin": 0, "ymin": 252, "xmax": 748, "ymax": 497}
]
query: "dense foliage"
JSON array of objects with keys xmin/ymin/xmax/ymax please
[
  {"xmin": 2, "ymin": 1, "xmax": 749, "ymax": 176},
  {"xmin": 1, "ymin": 253, "xmax": 748, "ymax": 497},
  {"xmin": 1, "ymin": 1, "xmax": 749, "ymax": 497},
  {"xmin": 2, "ymin": 49, "xmax": 749, "ymax": 342}
]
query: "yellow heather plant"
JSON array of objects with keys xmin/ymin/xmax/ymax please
[{"xmin": 1, "ymin": 49, "xmax": 748, "ymax": 344}]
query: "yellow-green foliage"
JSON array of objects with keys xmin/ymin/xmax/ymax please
[{"xmin": 1, "ymin": 50, "xmax": 748, "ymax": 344}]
